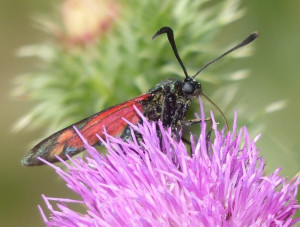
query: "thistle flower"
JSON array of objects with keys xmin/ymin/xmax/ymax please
[
  {"xmin": 59, "ymin": 0, "xmax": 119, "ymax": 45},
  {"xmin": 39, "ymin": 100, "xmax": 300, "ymax": 226}
]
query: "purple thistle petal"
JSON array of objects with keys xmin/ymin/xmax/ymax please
[{"xmin": 38, "ymin": 99, "xmax": 300, "ymax": 226}]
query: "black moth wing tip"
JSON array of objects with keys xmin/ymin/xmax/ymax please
[
  {"xmin": 21, "ymin": 153, "xmax": 40, "ymax": 167},
  {"xmin": 21, "ymin": 148, "xmax": 48, "ymax": 167},
  {"xmin": 21, "ymin": 158, "xmax": 34, "ymax": 167},
  {"xmin": 21, "ymin": 145, "xmax": 39, "ymax": 167},
  {"xmin": 22, "ymin": 156, "xmax": 52, "ymax": 167},
  {"xmin": 21, "ymin": 131, "xmax": 61, "ymax": 167}
]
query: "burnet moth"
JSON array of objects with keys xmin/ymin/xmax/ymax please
[{"xmin": 22, "ymin": 27, "xmax": 258, "ymax": 166}]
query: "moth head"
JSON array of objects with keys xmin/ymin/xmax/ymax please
[{"xmin": 182, "ymin": 77, "xmax": 202, "ymax": 96}]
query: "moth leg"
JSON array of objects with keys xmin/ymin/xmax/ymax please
[
  {"xmin": 181, "ymin": 118, "xmax": 212, "ymax": 144},
  {"xmin": 168, "ymin": 103, "xmax": 189, "ymax": 140},
  {"xmin": 182, "ymin": 136, "xmax": 191, "ymax": 145},
  {"xmin": 182, "ymin": 117, "xmax": 212, "ymax": 126},
  {"xmin": 174, "ymin": 128, "xmax": 181, "ymax": 141},
  {"xmin": 182, "ymin": 118, "xmax": 213, "ymax": 152},
  {"xmin": 182, "ymin": 117, "xmax": 212, "ymax": 140}
]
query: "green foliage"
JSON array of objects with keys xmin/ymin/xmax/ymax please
[{"xmin": 14, "ymin": 0, "xmax": 245, "ymax": 133}]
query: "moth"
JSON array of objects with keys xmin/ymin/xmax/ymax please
[{"xmin": 22, "ymin": 27, "xmax": 258, "ymax": 166}]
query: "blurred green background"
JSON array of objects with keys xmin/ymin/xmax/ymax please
[{"xmin": 1, "ymin": 0, "xmax": 300, "ymax": 226}]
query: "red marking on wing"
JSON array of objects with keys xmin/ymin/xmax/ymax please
[
  {"xmin": 23, "ymin": 93, "xmax": 152, "ymax": 166},
  {"xmin": 50, "ymin": 129, "xmax": 75, "ymax": 156},
  {"xmin": 62, "ymin": 94, "xmax": 150, "ymax": 150}
]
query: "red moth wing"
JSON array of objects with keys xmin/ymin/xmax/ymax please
[{"xmin": 22, "ymin": 94, "xmax": 151, "ymax": 166}]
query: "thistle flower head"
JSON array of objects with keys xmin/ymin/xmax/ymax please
[
  {"xmin": 59, "ymin": 0, "xmax": 118, "ymax": 45},
  {"xmin": 39, "ymin": 100, "xmax": 300, "ymax": 226}
]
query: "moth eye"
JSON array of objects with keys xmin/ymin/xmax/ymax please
[{"xmin": 182, "ymin": 82, "xmax": 194, "ymax": 94}]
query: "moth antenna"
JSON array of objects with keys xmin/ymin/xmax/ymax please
[
  {"xmin": 193, "ymin": 32, "xmax": 259, "ymax": 78},
  {"xmin": 201, "ymin": 93, "xmax": 229, "ymax": 131},
  {"xmin": 152, "ymin": 26, "xmax": 189, "ymax": 78}
]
